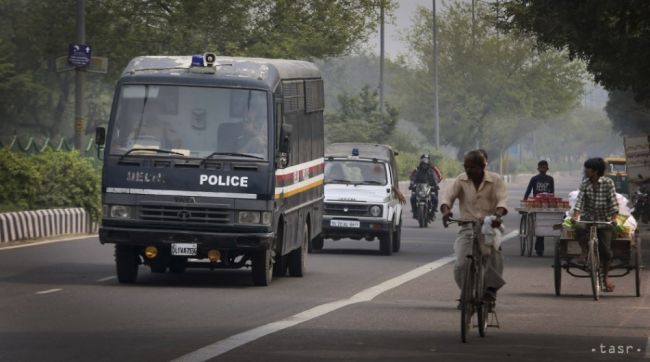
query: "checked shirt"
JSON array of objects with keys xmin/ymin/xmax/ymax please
[{"xmin": 574, "ymin": 176, "xmax": 619, "ymax": 222}]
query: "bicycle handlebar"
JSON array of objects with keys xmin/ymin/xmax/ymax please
[
  {"xmin": 443, "ymin": 216, "xmax": 479, "ymax": 228},
  {"xmin": 574, "ymin": 220, "xmax": 616, "ymax": 226}
]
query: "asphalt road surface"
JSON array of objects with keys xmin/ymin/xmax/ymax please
[{"xmin": 1, "ymin": 178, "xmax": 649, "ymax": 362}]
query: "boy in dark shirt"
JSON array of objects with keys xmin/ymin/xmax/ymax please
[{"xmin": 524, "ymin": 160, "xmax": 555, "ymax": 256}]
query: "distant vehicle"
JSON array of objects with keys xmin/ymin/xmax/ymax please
[
  {"xmin": 320, "ymin": 143, "xmax": 403, "ymax": 255},
  {"xmin": 413, "ymin": 183, "xmax": 435, "ymax": 228},
  {"xmin": 95, "ymin": 53, "xmax": 325, "ymax": 286},
  {"xmin": 604, "ymin": 156, "xmax": 628, "ymax": 196}
]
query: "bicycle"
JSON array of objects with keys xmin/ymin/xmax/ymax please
[
  {"xmin": 444, "ymin": 217, "xmax": 500, "ymax": 343},
  {"xmin": 572, "ymin": 220, "xmax": 616, "ymax": 301}
]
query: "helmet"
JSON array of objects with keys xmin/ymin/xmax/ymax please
[{"xmin": 420, "ymin": 154, "xmax": 431, "ymax": 165}]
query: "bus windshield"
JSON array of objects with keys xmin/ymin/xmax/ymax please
[{"xmin": 108, "ymin": 85, "xmax": 269, "ymax": 160}]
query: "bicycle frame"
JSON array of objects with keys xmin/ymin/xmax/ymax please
[
  {"xmin": 575, "ymin": 220, "xmax": 613, "ymax": 301},
  {"xmin": 446, "ymin": 217, "xmax": 497, "ymax": 343}
]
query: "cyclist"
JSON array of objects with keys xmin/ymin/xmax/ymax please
[
  {"xmin": 441, "ymin": 150, "xmax": 508, "ymax": 304},
  {"xmin": 571, "ymin": 157, "xmax": 619, "ymax": 292}
]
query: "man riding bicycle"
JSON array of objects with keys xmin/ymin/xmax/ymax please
[
  {"xmin": 440, "ymin": 150, "xmax": 508, "ymax": 304},
  {"xmin": 571, "ymin": 157, "xmax": 619, "ymax": 292}
]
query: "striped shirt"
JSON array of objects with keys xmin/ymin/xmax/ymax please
[{"xmin": 574, "ymin": 177, "xmax": 618, "ymax": 221}]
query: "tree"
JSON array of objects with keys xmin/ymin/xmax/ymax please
[
  {"xmin": 501, "ymin": 0, "xmax": 650, "ymax": 135},
  {"xmin": 394, "ymin": 2, "xmax": 585, "ymax": 159},
  {"xmin": 0, "ymin": 0, "xmax": 396, "ymax": 137},
  {"xmin": 326, "ymin": 86, "xmax": 398, "ymax": 143},
  {"xmin": 605, "ymin": 90, "xmax": 650, "ymax": 135}
]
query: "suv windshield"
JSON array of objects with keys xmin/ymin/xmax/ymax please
[
  {"xmin": 108, "ymin": 85, "xmax": 269, "ymax": 160},
  {"xmin": 325, "ymin": 160, "xmax": 388, "ymax": 185}
]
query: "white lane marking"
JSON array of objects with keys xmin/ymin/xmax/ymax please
[
  {"xmin": 0, "ymin": 234, "xmax": 95, "ymax": 251},
  {"xmin": 35, "ymin": 288, "xmax": 62, "ymax": 295},
  {"xmin": 172, "ymin": 229, "xmax": 521, "ymax": 362},
  {"xmin": 171, "ymin": 256, "xmax": 455, "ymax": 362},
  {"xmin": 96, "ymin": 276, "xmax": 117, "ymax": 282}
]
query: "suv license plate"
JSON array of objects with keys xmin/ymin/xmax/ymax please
[
  {"xmin": 330, "ymin": 220, "xmax": 360, "ymax": 228},
  {"xmin": 171, "ymin": 243, "xmax": 197, "ymax": 256}
]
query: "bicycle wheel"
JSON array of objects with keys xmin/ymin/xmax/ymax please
[
  {"xmin": 477, "ymin": 264, "xmax": 488, "ymax": 337},
  {"xmin": 553, "ymin": 240, "xmax": 562, "ymax": 296},
  {"xmin": 460, "ymin": 260, "xmax": 474, "ymax": 343},
  {"xmin": 527, "ymin": 214, "xmax": 535, "ymax": 257},
  {"xmin": 634, "ymin": 233, "xmax": 642, "ymax": 297},
  {"xmin": 588, "ymin": 237, "xmax": 600, "ymax": 301},
  {"xmin": 519, "ymin": 215, "xmax": 527, "ymax": 256}
]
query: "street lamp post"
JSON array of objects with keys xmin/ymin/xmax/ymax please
[
  {"xmin": 432, "ymin": 0, "xmax": 440, "ymax": 149},
  {"xmin": 74, "ymin": 0, "xmax": 86, "ymax": 151}
]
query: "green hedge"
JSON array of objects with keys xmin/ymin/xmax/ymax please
[{"xmin": 0, "ymin": 149, "xmax": 101, "ymax": 221}]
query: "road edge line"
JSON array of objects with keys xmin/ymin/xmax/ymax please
[
  {"xmin": 171, "ymin": 256, "xmax": 455, "ymax": 362},
  {"xmin": 0, "ymin": 234, "xmax": 97, "ymax": 251}
]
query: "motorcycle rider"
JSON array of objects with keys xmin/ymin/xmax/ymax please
[{"xmin": 409, "ymin": 154, "xmax": 439, "ymax": 219}]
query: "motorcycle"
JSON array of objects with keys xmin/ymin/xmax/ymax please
[
  {"xmin": 631, "ymin": 176, "xmax": 650, "ymax": 224},
  {"xmin": 414, "ymin": 183, "xmax": 436, "ymax": 228}
]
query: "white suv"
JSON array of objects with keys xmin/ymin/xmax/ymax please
[{"xmin": 316, "ymin": 143, "xmax": 403, "ymax": 255}]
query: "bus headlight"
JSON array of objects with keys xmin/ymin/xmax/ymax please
[
  {"xmin": 369, "ymin": 205, "xmax": 382, "ymax": 217},
  {"xmin": 238, "ymin": 211, "xmax": 272, "ymax": 225},
  {"xmin": 110, "ymin": 205, "xmax": 133, "ymax": 219},
  {"xmin": 238, "ymin": 211, "xmax": 261, "ymax": 224}
]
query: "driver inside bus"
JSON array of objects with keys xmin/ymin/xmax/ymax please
[{"xmin": 237, "ymin": 98, "xmax": 267, "ymax": 156}]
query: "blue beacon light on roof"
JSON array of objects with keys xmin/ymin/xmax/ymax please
[{"xmin": 191, "ymin": 55, "xmax": 204, "ymax": 67}]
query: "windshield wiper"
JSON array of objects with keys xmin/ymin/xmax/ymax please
[
  {"xmin": 202, "ymin": 151, "xmax": 264, "ymax": 163},
  {"xmin": 119, "ymin": 148, "xmax": 184, "ymax": 161},
  {"xmin": 361, "ymin": 180, "xmax": 385, "ymax": 185},
  {"xmin": 326, "ymin": 179, "xmax": 357, "ymax": 184}
]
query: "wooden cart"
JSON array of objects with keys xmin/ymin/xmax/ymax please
[
  {"xmin": 516, "ymin": 208, "xmax": 568, "ymax": 257},
  {"xmin": 554, "ymin": 230, "xmax": 642, "ymax": 299}
]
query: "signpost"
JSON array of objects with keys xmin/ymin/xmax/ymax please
[{"xmin": 68, "ymin": 43, "xmax": 91, "ymax": 67}]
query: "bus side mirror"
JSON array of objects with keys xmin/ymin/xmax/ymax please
[
  {"xmin": 280, "ymin": 124, "xmax": 292, "ymax": 154},
  {"xmin": 95, "ymin": 127, "xmax": 106, "ymax": 146},
  {"xmin": 95, "ymin": 127, "xmax": 106, "ymax": 160},
  {"xmin": 278, "ymin": 124, "xmax": 292, "ymax": 167}
]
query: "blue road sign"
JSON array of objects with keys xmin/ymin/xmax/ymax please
[{"xmin": 68, "ymin": 44, "xmax": 92, "ymax": 66}]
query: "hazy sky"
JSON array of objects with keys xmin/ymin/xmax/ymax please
[{"xmin": 367, "ymin": 0, "xmax": 435, "ymax": 59}]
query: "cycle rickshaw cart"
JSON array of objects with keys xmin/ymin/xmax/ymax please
[
  {"xmin": 516, "ymin": 205, "xmax": 568, "ymax": 257},
  {"xmin": 554, "ymin": 221, "xmax": 642, "ymax": 300}
]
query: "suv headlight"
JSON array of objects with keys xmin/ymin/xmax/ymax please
[
  {"xmin": 369, "ymin": 205, "xmax": 382, "ymax": 217},
  {"xmin": 238, "ymin": 211, "xmax": 272, "ymax": 225},
  {"xmin": 109, "ymin": 205, "xmax": 133, "ymax": 219}
]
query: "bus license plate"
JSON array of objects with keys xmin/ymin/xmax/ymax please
[
  {"xmin": 171, "ymin": 243, "xmax": 197, "ymax": 256},
  {"xmin": 331, "ymin": 220, "xmax": 360, "ymax": 228}
]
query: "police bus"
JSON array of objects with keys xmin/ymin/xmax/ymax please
[{"xmin": 95, "ymin": 54, "xmax": 324, "ymax": 286}]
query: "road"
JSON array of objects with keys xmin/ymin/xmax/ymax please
[{"xmin": 1, "ymin": 180, "xmax": 648, "ymax": 362}]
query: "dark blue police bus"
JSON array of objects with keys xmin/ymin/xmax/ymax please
[{"xmin": 95, "ymin": 54, "xmax": 324, "ymax": 286}]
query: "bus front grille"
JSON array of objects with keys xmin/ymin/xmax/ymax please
[{"xmin": 139, "ymin": 205, "xmax": 230, "ymax": 224}]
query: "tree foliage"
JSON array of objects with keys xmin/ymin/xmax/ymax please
[
  {"xmin": 394, "ymin": 2, "xmax": 585, "ymax": 159},
  {"xmin": 325, "ymin": 86, "xmax": 398, "ymax": 144},
  {"xmin": 0, "ymin": 0, "xmax": 395, "ymax": 137},
  {"xmin": 501, "ymin": 0, "xmax": 650, "ymax": 135}
]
